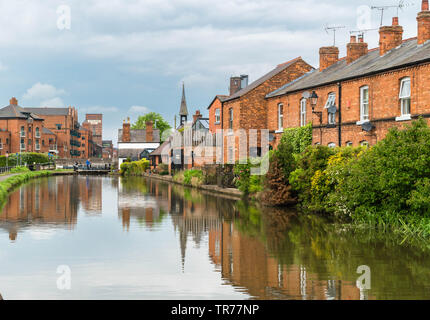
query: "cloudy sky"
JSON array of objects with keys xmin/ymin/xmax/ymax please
[{"xmin": 0, "ymin": 0, "xmax": 422, "ymax": 144}]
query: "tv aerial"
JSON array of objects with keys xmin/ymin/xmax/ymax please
[
  {"xmin": 324, "ymin": 24, "xmax": 346, "ymax": 46},
  {"xmin": 371, "ymin": 1, "xmax": 415, "ymax": 26},
  {"xmin": 349, "ymin": 28, "xmax": 379, "ymax": 40}
]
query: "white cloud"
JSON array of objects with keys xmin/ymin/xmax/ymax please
[
  {"xmin": 129, "ymin": 105, "xmax": 150, "ymax": 113},
  {"xmin": 23, "ymin": 82, "xmax": 66, "ymax": 100},
  {"xmin": 40, "ymin": 97, "xmax": 65, "ymax": 108}
]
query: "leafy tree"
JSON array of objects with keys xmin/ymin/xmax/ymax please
[{"xmin": 131, "ymin": 112, "xmax": 172, "ymax": 141}]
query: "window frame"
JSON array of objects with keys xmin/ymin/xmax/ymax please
[
  {"xmin": 360, "ymin": 86, "xmax": 369, "ymax": 122},
  {"xmin": 300, "ymin": 99, "xmax": 307, "ymax": 127},
  {"xmin": 278, "ymin": 103, "xmax": 284, "ymax": 131},
  {"xmin": 215, "ymin": 108, "xmax": 221, "ymax": 124},
  {"xmin": 229, "ymin": 108, "xmax": 233, "ymax": 130},
  {"xmin": 397, "ymin": 77, "xmax": 411, "ymax": 121},
  {"xmin": 328, "ymin": 142, "xmax": 336, "ymax": 148}
]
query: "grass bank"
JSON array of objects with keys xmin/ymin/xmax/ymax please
[{"xmin": 0, "ymin": 169, "xmax": 73, "ymax": 206}]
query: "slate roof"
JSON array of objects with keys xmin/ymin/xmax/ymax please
[
  {"xmin": 118, "ymin": 129, "xmax": 161, "ymax": 143},
  {"xmin": 0, "ymin": 104, "xmax": 44, "ymax": 120},
  {"xmin": 24, "ymin": 107, "xmax": 70, "ymax": 116},
  {"xmin": 149, "ymin": 140, "xmax": 171, "ymax": 156},
  {"xmin": 207, "ymin": 95, "xmax": 229, "ymax": 109},
  {"xmin": 267, "ymin": 38, "xmax": 430, "ymax": 98},
  {"xmin": 224, "ymin": 57, "xmax": 305, "ymax": 102}
]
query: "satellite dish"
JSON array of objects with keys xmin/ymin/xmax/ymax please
[
  {"xmin": 361, "ymin": 121, "xmax": 374, "ymax": 132},
  {"xmin": 328, "ymin": 106, "xmax": 337, "ymax": 114},
  {"xmin": 302, "ymin": 91, "xmax": 311, "ymax": 99}
]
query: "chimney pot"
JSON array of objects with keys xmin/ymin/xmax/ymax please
[
  {"xmin": 350, "ymin": 35, "xmax": 357, "ymax": 43},
  {"xmin": 393, "ymin": 17, "xmax": 399, "ymax": 26},
  {"xmin": 423, "ymin": 0, "xmax": 429, "ymax": 11},
  {"xmin": 347, "ymin": 35, "xmax": 368, "ymax": 64}
]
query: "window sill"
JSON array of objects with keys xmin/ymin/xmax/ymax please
[
  {"xmin": 226, "ymin": 131, "xmax": 234, "ymax": 136},
  {"xmin": 356, "ymin": 120, "xmax": 370, "ymax": 126},
  {"xmin": 395, "ymin": 114, "xmax": 411, "ymax": 122},
  {"xmin": 275, "ymin": 129, "xmax": 284, "ymax": 134},
  {"xmin": 214, "ymin": 122, "xmax": 220, "ymax": 125}
]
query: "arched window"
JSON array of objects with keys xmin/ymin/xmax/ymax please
[
  {"xmin": 360, "ymin": 86, "xmax": 369, "ymax": 122},
  {"xmin": 278, "ymin": 103, "xmax": 284, "ymax": 131},
  {"xmin": 346, "ymin": 141, "xmax": 353, "ymax": 147},
  {"xmin": 328, "ymin": 142, "xmax": 336, "ymax": 148},
  {"xmin": 300, "ymin": 99, "xmax": 307, "ymax": 127},
  {"xmin": 360, "ymin": 140, "xmax": 369, "ymax": 147}
]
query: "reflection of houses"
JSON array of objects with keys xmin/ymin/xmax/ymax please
[
  {"xmin": 0, "ymin": 176, "xmax": 79, "ymax": 241},
  {"xmin": 117, "ymin": 119, "xmax": 160, "ymax": 166},
  {"xmin": 0, "ymin": 175, "xmax": 103, "ymax": 241}
]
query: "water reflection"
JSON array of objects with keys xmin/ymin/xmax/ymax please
[
  {"xmin": 0, "ymin": 175, "xmax": 102, "ymax": 241},
  {"xmin": 0, "ymin": 175, "xmax": 429, "ymax": 300}
]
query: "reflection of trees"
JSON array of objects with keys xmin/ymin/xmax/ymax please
[{"xmin": 234, "ymin": 201, "xmax": 430, "ymax": 300}]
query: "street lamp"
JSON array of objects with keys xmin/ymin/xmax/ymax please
[{"xmin": 310, "ymin": 91, "xmax": 322, "ymax": 123}]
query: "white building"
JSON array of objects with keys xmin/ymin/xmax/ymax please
[{"xmin": 117, "ymin": 118, "xmax": 160, "ymax": 167}]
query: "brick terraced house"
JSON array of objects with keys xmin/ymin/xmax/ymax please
[{"xmin": 266, "ymin": 2, "xmax": 430, "ymax": 148}]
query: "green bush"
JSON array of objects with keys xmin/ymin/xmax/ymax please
[
  {"xmin": 0, "ymin": 153, "xmax": 51, "ymax": 167},
  {"xmin": 332, "ymin": 119, "xmax": 430, "ymax": 223},
  {"xmin": 10, "ymin": 166, "xmax": 30, "ymax": 174},
  {"xmin": 289, "ymin": 146, "xmax": 336, "ymax": 211},
  {"xmin": 282, "ymin": 123, "xmax": 313, "ymax": 155},
  {"xmin": 120, "ymin": 158, "xmax": 150, "ymax": 176},
  {"xmin": 173, "ymin": 169, "xmax": 204, "ymax": 187},
  {"xmin": 233, "ymin": 159, "xmax": 263, "ymax": 195}
]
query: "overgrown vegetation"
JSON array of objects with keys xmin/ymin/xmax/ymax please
[
  {"xmin": 120, "ymin": 158, "xmax": 150, "ymax": 176},
  {"xmin": 173, "ymin": 169, "xmax": 204, "ymax": 187},
  {"xmin": 233, "ymin": 159, "xmax": 264, "ymax": 196}
]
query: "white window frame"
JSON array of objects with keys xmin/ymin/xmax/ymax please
[
  {"xmin": 229, "ymin": 108, "xmax": 233, "ymax": 130},
  {"xmin": 20, "ymin": 126, "xmax": 25, "ymax": 138},
  {"xmin": 396, "ymin": 77, "xmax": 411, "ymax": 121},
  {"xmin": 300, "ymin": 99, "xmax": 307, "ymax": 127},
  {"xmin": 326, "ymin": 93, "xmax": 336, "ymax": 125},
  {"xmin": 357, "ymin": 86, "xmax": 369, "ymax": 125},
  {"xmin": 35, "ymin": 140, "xmax": 40, "ymax": 151},
  {"xmin": 278, "ymin": 103, "xmax": 284, "ymax": 131},
  {"xmin": 346, "ymin": 141, "xmax": 353, "ymax": 147},
  {"xmin": 360, "ymin": 140, "xmax": 369, "ymax": 147},
  {"xmin": 215, "ymin": 108, "xmax": 221, "ymax": 124},
  {"xmin": 35, "ymin": 127, "xmax": 41, "ymax": 138},
  {"xmin": 328, "ymin": 142, "xmax": 336, "ymax": 148}
]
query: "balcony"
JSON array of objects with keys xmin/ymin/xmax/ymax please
[
  {"xmin": 70, "ymin": 129, "xmax": 81, "ymax": 138},
  {"xmin": 70, "ymin": 139, "xmax": 81, "ymax": 147}
]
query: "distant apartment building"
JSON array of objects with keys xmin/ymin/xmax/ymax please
[
  {"xmin": 83, "ymin": 114, "xmax": 102, "ymax": 145},
  {"xmin": 102, "ymin": 140, "xmax": 114, "ymax": 160},
  {"xmin": 0, "ymin": 98, "xmax": 57, "ymax": 156}
]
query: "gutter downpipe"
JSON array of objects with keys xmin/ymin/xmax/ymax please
[{"xmin": 338, "ymin": 82, "xmax": 342, "ymax": 147}]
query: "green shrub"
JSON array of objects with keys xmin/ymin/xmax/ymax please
[
  {"xmin": 173, "ymin": 169, "xmax": 204, "ymax": 187},
  {"xmin": 120, "ymin": 158, "xmax": 150, "ymax": 176},
  {"xmin": 282, "ymin": 123, "xmax": 313, "ymax": 155},
  {"xmin": 289, "ymin": 146, "xmax": 336, "ymax": 211},
  {"xmin": 233, "ymin": 159, "xmax": 263, "ymax": 195},
  {"xmin": 10, "ymin": 166, "xmax": 31, "ymax": 174}
]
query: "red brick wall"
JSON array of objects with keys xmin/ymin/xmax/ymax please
[
  {"xmin": 208, "ymin": 97, "xmax": 223, "ymax": 133},
  {"xmin": 267, "ymin": 62, "xmax": 430, "ymax": 147}
]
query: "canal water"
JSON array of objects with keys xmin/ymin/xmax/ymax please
[{"xmin": 0, "ymin": 175, "xmax": 429, "ymax": 300}]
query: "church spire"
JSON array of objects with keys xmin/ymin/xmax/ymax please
[{"xmin": 179, "ymin": 82, "xmax": 188, "ymax": 126}]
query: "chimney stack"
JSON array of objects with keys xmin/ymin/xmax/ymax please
[
  {"xmin": 346, "ymin": 35, "xmax": 368, "ymax": 64},
  {"xmin": 122, "ymin": 119, "xmax": 131, "ymax": 142},
  {"xmin": 146, "ymin": 121, "xmax": 153, "ymax": 142},
  {"xmin": 9, "ymin": 97, "xmax": 18, "ymax": 105},
  {"xmin": 319, "ymin": 46, "xmax": 339, "ymax": 71},
  {"xmin": 418, "ymin": 0, "xmax": 430, "ymax": 45},
  {"xmin": 229, "ymin": 76, "xmax": 242, "ymax": 96},
  {"xmin": 379, "ymin": 17, "xmax": 403, "ymax": 56},
  {"xmin": 193, "ymin": 110, "xmax": 202, "ymax": 123}
]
